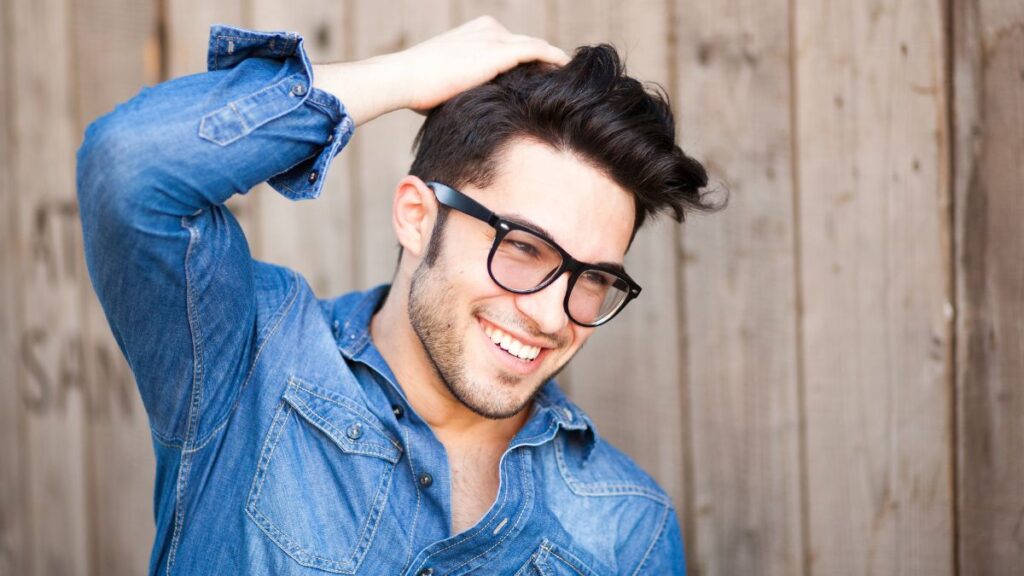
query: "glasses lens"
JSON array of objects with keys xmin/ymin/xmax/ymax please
[
  {"xmin": 490, "ymin": 228, "xmax": 562, "ymax": 291},
  {"xmin": 568, "ymin": 269, "xmax": 630, "ymax": 325}
]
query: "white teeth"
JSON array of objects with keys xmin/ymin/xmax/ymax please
[{"xmin": 484, "ymin": 324, "xmax": 541, "ymax": 361}]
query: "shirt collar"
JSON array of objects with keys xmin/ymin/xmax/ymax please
[{"xmin": 325, "ymin": 285, "xmax": 599, "ymax": 459}]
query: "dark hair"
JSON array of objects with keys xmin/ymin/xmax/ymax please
[{"xmin": 410, "ymin": 43, "xmax": 720, "ymax": 238}]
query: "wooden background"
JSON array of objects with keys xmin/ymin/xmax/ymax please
[{"xmin": 1, "ymin": 0, "xmax": 1021, "ymax": 574}]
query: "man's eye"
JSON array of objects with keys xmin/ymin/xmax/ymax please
[
  {"xmin": 509, "ymin": 240, "xmax": 541, "ymax": 257},
  {"xmin": 581, "ymin": 271, "xmax": 611, "ymax": 287}
]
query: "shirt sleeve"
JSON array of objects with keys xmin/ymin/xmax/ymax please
[
  {"xmin": 634, "ymin": 506, "xmax": 687, "ymax": 575},
  {"xmin": 77, "ymin": 25, "xmax": 354, "ymax": 444}
]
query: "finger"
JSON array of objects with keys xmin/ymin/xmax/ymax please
[
  {"xmin": 506, "ymin": 35, "xmax": 571, "ymax": 66},
  {"xmin": 464, "ymin": 15, "xmax": 508, "ymax": 34}
]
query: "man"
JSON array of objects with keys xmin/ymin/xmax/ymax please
[{"xmin": 78, "ymin": 16, "xmax": 712, "ymax": 575}]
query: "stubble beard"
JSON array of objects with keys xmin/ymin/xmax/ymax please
[{"xmin": 407, "ymin": 254, "xmax": 554, "ymax": 421}]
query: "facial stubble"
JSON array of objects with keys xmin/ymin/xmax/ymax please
[{"xmin": 407, "ymin": 232, "xmax": 565, "ymax": 420}]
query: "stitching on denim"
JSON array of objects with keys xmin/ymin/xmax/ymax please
[
  {"xmin": 188, "ymin": 268, "xmax": 300, "ymax": 452},
  {"xmin": 446, "ymin": 450, "xmax": 536, "ymax": 574},
  {"xmin": 284, "ymin": 389, "xmax": 400, "ymax": 462},
  {"xmin": 244, "ymin": 393, "xmax": 397, "ymax": 573},
  {"xmin": 150, "ymin": 428, "xmax": 183, "ymax": 450},
  {"xmin": 245, "ymin": 398, "xmax": 290, "ymax": 525},
  {"xmin": 287, "ymin": 377, "xmax": 401, "ymax": 450},
  {"xmin": 544, "ymin": 543, "xmax": 590, "ymax": 576},
  {"xmin": 400, "ymin": 425, "xmax": 420, "ymax": 574},
  {"xmin": 425, "ymin": 445, "xmax": 520, "ymax": 558},
  {"xmin": 350, "ymin": 446, "xmax": 396, "ymax": 570},
  {"xmin": 340, "ymin": 290, "xmax": 379, "ymax": 355},
  {"xmin": 554, "ymin": 437, "xmax": 669, "ymax": 505},
  {"xmin": 166, "ymin": 216, "xmax": 207, "ymax": 573},
  {"xmin": 631, "ymin": 504, "xmax": 672, "ymax": 575},
  {"xmin": 244, "ymin": 402, "xmax": 358, "ymax": 573}
]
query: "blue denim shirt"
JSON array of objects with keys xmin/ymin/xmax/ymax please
[{"xmin": 77, "ymin": 25, "xmax": 685, "ymax": 576}]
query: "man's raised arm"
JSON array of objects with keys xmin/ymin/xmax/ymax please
[{"xmin": 76, "ymin": 17, "xmax": 565, "ymax": 445}]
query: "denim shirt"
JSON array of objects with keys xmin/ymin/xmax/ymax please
[{"xmin": 76, "ymin": 25, "xmax": 685, "ymax": 576}]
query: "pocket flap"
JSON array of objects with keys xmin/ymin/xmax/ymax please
[
  {"xmin": 198, "ymin": 72, "xmax": 308, "ymax": 146},
  {"xmin": 283, "ymin": 378, "xmax": 402, "ymax": 464}
]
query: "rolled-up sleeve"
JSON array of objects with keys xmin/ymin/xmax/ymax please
[{"xmin": 77, "ymin": 25, "xmax": 353, "ymax": 444}]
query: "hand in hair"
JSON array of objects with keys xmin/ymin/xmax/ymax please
[{"xmin": 313, "ymin": 16, "xmax": 569, "ymax": 127}]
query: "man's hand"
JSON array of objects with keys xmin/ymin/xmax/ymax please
[{"xmin": 313, "ymin": 16, "xmax": 569, "ymax": 126}]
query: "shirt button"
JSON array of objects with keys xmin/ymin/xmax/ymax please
[
  {"xmin": 392, "ymin": 404, "xmax": 404, "ymax": 419},
  {"xmin": 291, "ymin": 83, "xmax": 306, "ymax": 96},
  {"xmin": 308, "ymin": 171, "xmax": 318, "ymax": 183},
  {"xmin": 418, "ymin": 473, "xmax": 433, "ymax": 488},
  {"xmin": 416, "ymin": 569, "xmax": 433, "ymax": 576},
  {"xmin": 346, "ymin": 423, "xmax": 363, "ymax": 440}
]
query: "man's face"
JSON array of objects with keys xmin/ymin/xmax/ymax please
[{"xmin": 408, "ymin": 139, "xmax": 635, "ymax": 419}]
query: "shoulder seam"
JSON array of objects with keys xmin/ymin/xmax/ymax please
[
  {"xmin": 188, "ymin": 267, "xmax": 301, "ymax": 452},
  {"xmin": 631, "ymin": 504, "xmax": 673, "ymax": 576},
  {"xmin": 554, "ymin": 436, "xmax": 670, "ymax": 505}
]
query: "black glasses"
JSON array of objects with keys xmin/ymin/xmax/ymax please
[{"xmin": 427, "ymin": 182, "xmax": 642, "ymax": 327}]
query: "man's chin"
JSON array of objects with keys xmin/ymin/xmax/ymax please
[{"xmin": 448, "ymin": 375, "xmax": 543, "ymax": 420}]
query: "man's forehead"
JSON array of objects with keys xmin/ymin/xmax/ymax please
[{"xmin": 471, "ymin": 139, "xmax": 635, "ymax": 260}]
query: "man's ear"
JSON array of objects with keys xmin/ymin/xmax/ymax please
[{"xmin": 392, "ymin": 176, "xmax": 438, "ymax": 258}]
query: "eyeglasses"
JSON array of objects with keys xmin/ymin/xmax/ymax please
[{"xmin": 427, "ymin": 181, "xmax": 642, "ymax": 327}]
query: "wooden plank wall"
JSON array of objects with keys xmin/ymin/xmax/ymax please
[
  {"xmin": 0, "ymin": 0, "xmax": 1021, "ymax": 575},
  {"xmin": 953, "ymin": 1, "xmax": 1024, "ymax": 575}
]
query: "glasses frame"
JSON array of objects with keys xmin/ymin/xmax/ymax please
[{"xmin": 427, "ymin": 181, "xmax": 642, "ymax": 327}]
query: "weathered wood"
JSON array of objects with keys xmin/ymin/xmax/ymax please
[
  {"xmin": 72, "ymin": 1, "xmax": 160, "ymax": 574},
  {"xmin": 11, "ymin": 0, "xmax": 92, "ymax": 573},
  {"xmin": 349, "ymin": 0, "xmax": 453, "ymax": 288},
  {"xmin": 0, "ymin": 1, "xmax": 27, "ymax": 573},
  {"xmin": 549, "ymin": 0, "xmax": 691, "ymax": 557},
  {"xmin": 673, "ymin": 0, "xmax": 804, "ymax": 574},
  {"xmin": 794, "ymin": 0, "xmax": 954, "ymax": 574},
  {"xmin": 248, "ymin": 0, "xmax": 357, "ymax": 296},
  {"xmin": 453, "ymin": 0, "xmax": 548, "ymax": 36},
  {"xmin": 164, "ymin": 0, "xmax": 247, "ymax": 78},
  {"xmin": 954, "ymin": 1, "xmax": 1024, "ymax": 574}
]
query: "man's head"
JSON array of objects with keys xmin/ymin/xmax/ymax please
[
  {"xmin": 389, "ymin": 44, "xmax": 715, "ymax": 420},
  {"xmin": 409, "ymin": 43, "xmax": 714, "ymax": 239}
]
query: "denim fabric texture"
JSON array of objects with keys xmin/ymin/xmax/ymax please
[{"xmin": 76, "ymin": 25, "xmax": 686, "ymax": 576}]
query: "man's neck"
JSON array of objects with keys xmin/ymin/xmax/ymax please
[{"xmin": 369, "ymin": 280, "xmax": 529, "ymax": 448}]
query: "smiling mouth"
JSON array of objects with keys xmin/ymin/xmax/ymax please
[{"xmin": 483, "ymin": 324, "xmax": 542, "ymax": 362}]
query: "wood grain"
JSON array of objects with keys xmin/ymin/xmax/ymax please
[
  {"xmin": 954, "ymin": 0, "xmax": 1024, "ymax": 574},
  {"xmin": 795, "ymin": 0, "xmax": 954, "ymax": 573},
  {"xmin": 348, "ymin": 0, "xmax": 454, "ymax": 288},
  {"xmin": 453, "ymin": 0, "xmax": 548, "ymax": 36},
  {"xmin": 11, "ymin": 0, "xmax": 91, "ymax": 573},
  {"xmin": 674, "ymin": 0, "xmax": 804, "ymax": 574},
  {"xmin": 0, "ymin": 1, "xmax": 27, "ymax": 573}
]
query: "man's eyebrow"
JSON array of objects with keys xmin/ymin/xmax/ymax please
[{"xmin": 502, "ymin": 212, "xmax": 627, "ymax": 274}]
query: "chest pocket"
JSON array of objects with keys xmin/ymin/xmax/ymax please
[
  {"xmin": 246, "ymin": 377, "xmax": 402, "ymax": 574},
  {"xmin": 515, "ymin": 539, "xmax": 606, "ymax": 576}
]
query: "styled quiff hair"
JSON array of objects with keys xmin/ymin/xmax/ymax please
[{"xmin": 409, "ymin": 43, "xmax": 718, "ymax": 238}]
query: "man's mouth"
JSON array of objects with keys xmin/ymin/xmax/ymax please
[{"xmin": 483, "ymin": 324, "xmax": 542, "ymax": 362}]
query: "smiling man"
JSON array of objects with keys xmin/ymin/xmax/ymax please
[{"xmin": 78, "ymin": 16, "xmax": 713, "ymax": 576}]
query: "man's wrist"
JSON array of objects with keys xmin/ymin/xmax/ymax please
[{"xmin": 313, "ymin": 54, "xmax": 409, "ymax": 127}]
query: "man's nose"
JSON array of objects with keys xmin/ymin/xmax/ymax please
[{"xmin": 513, "ymin": 272, "xmax": 571, "ymax": 336}]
